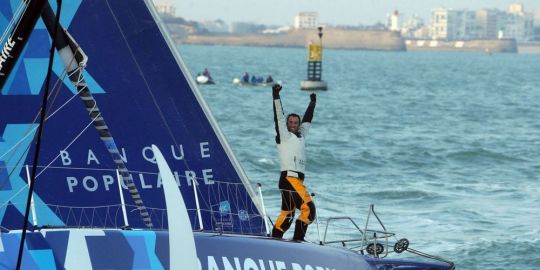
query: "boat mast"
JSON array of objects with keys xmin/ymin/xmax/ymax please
[
  {"xmin": 0, "ymin": 0, "xmax": 48, "ymax": 92},
  {"xmin": 15, "ymin": 2, "xmax": 60, "ymax": 269},
  {"xmin": 39, "ymin": 3, "xmax": 154, "ymax": 229}
]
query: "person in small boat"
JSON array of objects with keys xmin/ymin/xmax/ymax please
[
  {"xmin": 202, "ymin": 68, "xmax": 213, "ymax": 81},
  {"xmin": 265, "ymin": 75, "xmax": 274, "ymax": 83},
  {"xmin": 271, "ymin": 84, "xmax": 317, "ymax": 241},
  {"xmin": 251, "ymin": 75, "xmax": 257, "ymax": 85},
  {"xmin": 242, "ymin": 72, "xmax": 250, "ymax": 83}
]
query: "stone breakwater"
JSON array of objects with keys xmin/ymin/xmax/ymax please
[
  {"xmin": 406, "ymin": 39, "xmax": 518, "ymax": 53},
  {"xmin": 178, "ymin": 29, "xmax": 522, "ymax": 53},
  {"xmin": 178, "ymin": 29, "xmax": 406, "ymax": 51}
]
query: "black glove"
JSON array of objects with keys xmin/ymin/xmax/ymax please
[
  {"xmin": 310, "ymin": 93, "xmax": 316, "ymax": 102},
  {"xmin": 272, "ymin": 84, "xmax": 282, "ymax": 98}
]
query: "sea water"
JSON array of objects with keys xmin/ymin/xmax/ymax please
[{"xmin": 178, "ymin": 44, "xmax": 540, "ymax": 269}]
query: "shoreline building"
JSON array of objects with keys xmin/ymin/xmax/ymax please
[
  {"xmin": 534, "ymin": 11, "xmax": 540, "ymax": 41},
  {"xmin": 476, "ymin": 9, "xmax": 499, "ymax": 39},
  {"xmin": 431, "ymin": 8, "xmax": 477, "ymax": 40},
  {"xmin": 430, "ymin": 4, "xmax": 535, "ymax": 42},
  {"xmin": 498, "ymin": 3, "xmax": 534, "ymax": 41},
  {"xmin": 153, "ymin": 0, "xmax": 176, "ymax": 18},
  {"xmin": 294, "ymin": 12, "xmax": 319, "ymax": 29}
]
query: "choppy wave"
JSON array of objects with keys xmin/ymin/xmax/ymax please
[{"xmin": 180, "ymin": 45, "xmax": 540, "ymax": 269}]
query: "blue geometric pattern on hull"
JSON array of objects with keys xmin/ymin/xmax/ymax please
[{"xmin": 0, "ymin": 230, "xmax": 452, "ymax": 270}]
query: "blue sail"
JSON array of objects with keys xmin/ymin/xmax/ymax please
[{"xmin": 0, "ymin": 0, "xmax": 265, "ymax": 234}]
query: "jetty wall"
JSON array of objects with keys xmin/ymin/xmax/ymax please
[
  {"xmin": 176, "ymin": 29, "xmax": 522, "ymax": 53},
  {"xmin": 179, "ymin": 30, "xmax": 406, "ymax": 51},
  {"xmin": 406, "ymin": 39, "xmax": 518, "ymax": 53}
]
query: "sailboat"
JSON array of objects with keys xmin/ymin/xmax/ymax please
[{"xmin": 0, "ymin": 1, "xmax": 454, "ymax": 269}]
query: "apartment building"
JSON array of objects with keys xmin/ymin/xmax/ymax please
[
  {"xmin": 294, "ymin": 12, "xmax": 319, "ymax": 29},
  {"xmin": 431, "ymin": 8, "xmax": 476, "ymax": 40},
  {"xmin": 431, "ymin": 4, "xmax": 535, "ymax": 41}
]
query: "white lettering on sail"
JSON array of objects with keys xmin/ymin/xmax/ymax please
[
  {"xmin": 268, "ymin": 260, "xmax": 276, "ymax": 270},
  {"xmin": 102, "ymin": 175, "xmax": 114, "ymax": 191},
  {"xmin": 185, "ymin": 171, "xmax": 197, "ymax": 186},
  {"xmin": 208, "ymin": 256, "xmax": 220, "ymax": 270},
  {"xmin": 66, "ymin": 177, "xmax": 78, "ymax": 192},
  {"xmin": 82, "ymin": 176, "xmax": 98, "ymax": 192},
  {"xmin": 171, "ymin": 144, "xmax": 184, "ymax": 160},
  {"xmin": 244, "ymin": 258, "xmax": 259, "ymax": 270},
  {"xmin": 60, "ymin": 150, "xmax": 72, "ymax": 166},
  {"xmin": 120, "ymin": 176, "xmax": 128, "ymax": 189},
  {"xmin": 64, "ymin": 169, "xmax": 214, "ymax": 192},
  {"xmin": 174, "ymin": 171, "xmax": 181, "ymax": 186},
  {"xmin": 200, "ymin": 142, "xmax": 210, "ymax": 158},
  {"xmin": 59, "ymin": 143, "xmax": 213, "ymax": 167},
  {"xmin": 222, "ymin": 257, "xmax": 242, "ymax": 270},
  {"xmin": 202, "ymin": 169, "xmax": 214, "ymax": 184},
  {"xmin": 0, "ymin": 38, "xmax": 15, "ymax": 71},
  {"xmin": 156, "ymin": 172, "xmax": 181, "ymax": 188},
  {"xmin": 275, "ymin": 261, "xmax": 287, "ymax": 270},
  {"xmin": 142, "ymin": 146, "xmax": 156, "ymax": 163},
  {"xmin": 139, "ymin": 173, "xmax": 152, "ymax": 189},
  {"xmin": 87, "ymin": 149, "xmax": 100, "ymax": 165},
  {"xmin": 118, "ymin": 147, "xmax": 128, "ymax": 163},
  {"xmin": 260, "ymin": 259, "xmax": 271, "ymax": 270}
]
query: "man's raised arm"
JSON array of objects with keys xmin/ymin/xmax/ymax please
[
  {"xmin": 302, "ymin": 93, "xmax": 316, "ymax": 123},
  {"xmin": 273, "ymin": 84, "xmax": 289, "ymax": 143}
]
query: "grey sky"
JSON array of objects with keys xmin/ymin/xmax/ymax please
[{"xmin": 171, "ymin": 0, "xmax": 540, "ymax": 25}]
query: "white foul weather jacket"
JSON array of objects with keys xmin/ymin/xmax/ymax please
[{"xmin": 273, "ymin": 96, "xmax": 315, "ymax": 174}]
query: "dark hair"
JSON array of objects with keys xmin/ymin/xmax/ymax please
[{"xmin": 286, "ymin": 113, "xmax": 301, "ymax": 123}]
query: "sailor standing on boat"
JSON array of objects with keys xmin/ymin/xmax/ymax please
[{"xmin": 271, "ymin": 84, "xmax": 316, "ymax": 241}]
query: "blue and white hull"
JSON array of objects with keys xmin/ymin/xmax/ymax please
[
  {"xmin": 0, "ymin": 230, "xmax": 451, "ymax": 270},
  {"xmin": 0, "ymin": 1, "xmax": 453, "ymax": 269}
]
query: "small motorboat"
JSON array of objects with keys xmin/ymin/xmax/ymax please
[
  {"xmin": 232, "ymin": 78, "xmax": 279, "ymax": 87},
  {"xmin": 196, "ymin": 75, "xmax": 215, "ymax": 85}
]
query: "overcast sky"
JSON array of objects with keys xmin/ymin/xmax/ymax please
[{"xmin": 168, "ymin": 0, "xmax": 540, "ymax": 25}]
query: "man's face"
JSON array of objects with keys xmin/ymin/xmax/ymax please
[{"xmin": 287, "ymin": 116, "xmax": 300, "ymax": 133}]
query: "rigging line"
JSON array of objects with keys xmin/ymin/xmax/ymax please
[
  {"xmin": 0, "ymin": 64, "xmax": 83, "ymax": 161},
  {"xmin": 44, "ymin": 56, "xmax": 80, "ymax": 116},
  {"xmin": 0, "ymin": 0, "xmax": 48, "ymax": 91},
  {"xmin": 0, "ymin": 68, "xmax": 86, "ymax": 161},
  {"xmin": 0, "ymin": 141, "xmax": 31, "ymax": 191},
  {"xmin": 0, "ymin": 65, "xmax": 68, "ymax": 160},
  {"xmin": 16, "ymin": 1, "xmax": 62, "ymax": 269},
  {"xmin": 4, "ymin": 23, "xmax": 80, "ymax": 159},
  {"xmin": 0, "ymin": 64, "xmax": 72, "ymax": 182},
  {"xmin": 0, "ymin": 113, "xmax": 97, "ymax": 210},
  {"xmin": 40, "ymin": 2, "xmax": 155, "ymax": 228},
  {"xmin": 104, "ymin": 0, "xmax": 191, "ymax": 172},
  {"xmin": 10, "ymin": 1, "xmax": 31, "ymax": 39},
  {"xmin": 0, "ymin": 1, "xmax": 29, "ymax": 45},
  {"xmin": 0, "ymin": 1, "xmax": 26, "ymax": 44},
  {"xmin": 35, "ymin": 108, "xmax": 98, "ymax": 179},
  {"xmin": 1, "ymin": 68, "xmax": 69, "ymax": 163}
]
